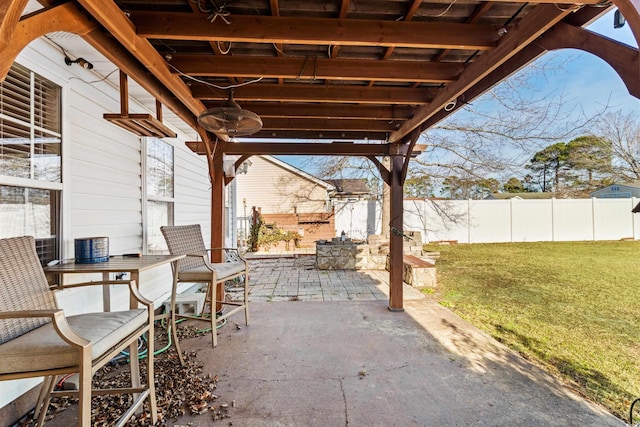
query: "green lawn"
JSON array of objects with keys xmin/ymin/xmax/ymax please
[{"xmin": 423, "ymin": 241, "xmax": 640, "ymax": 421}]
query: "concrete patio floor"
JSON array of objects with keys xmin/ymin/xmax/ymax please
[{"xmin": 171, "ymin": 256, "xmax": 623, "ymax": 426}]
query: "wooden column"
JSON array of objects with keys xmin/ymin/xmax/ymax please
[
  {"xmin": 388, "ymin": 153, "xmax": 404, "ymax": 311},
  {"xmin": 211, "ymin": 150, "xmax": 225, "ymax": 312}
]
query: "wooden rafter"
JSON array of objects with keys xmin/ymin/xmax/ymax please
[
  {"xmin": 217, "ymin": 103, "xmax": 413, "ymax": 120},
  {"xmin": 260, "ymin": 118, "xmax": 399, "ymax": 132},
  {"xmin": 168, "ymin": 55, "xmax": 463, "ymax": 83},
  {"xmin": 133, "ymin": 13, "xmax": 500, "ymax": 51},
  {"xmin": 246, "ymin": 130, "xmax": 390, "ymax": 140},
  {"xmin": 190, "ymin": 83, "xmax": 434, "ymax": 104},
  {"xmin": 432, "ymin": 2, "xmax": 495, "ymax": 63}
]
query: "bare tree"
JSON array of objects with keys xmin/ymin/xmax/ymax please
[{"xmin": 594, "ymin": 111, "xmax": 640, "ymax": 181}]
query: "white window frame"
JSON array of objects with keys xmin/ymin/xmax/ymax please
[{"xmin": 142, "ymin": 137, "xmax": 175, "ymax": 254}]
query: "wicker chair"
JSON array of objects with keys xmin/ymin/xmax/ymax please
[
  {"xmin": 161, "ymin": 224, "xmax": 249, "ymax": 363},
  {"xmin": 0, "ymin": 236, "xmax": 157, "ymax": 426}
]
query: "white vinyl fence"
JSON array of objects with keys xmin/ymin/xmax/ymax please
[{"xmin": 334, "ymin": 198, "xmax": 640, "ymax": 244}]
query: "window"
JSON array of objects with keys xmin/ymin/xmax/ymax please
[
  {"xmin": 145, "ymin": 138, "xmax": 174, "ymax": 254},
  {"xmin": 0, "ymin": 64, "xmax": 61, "ymax": 265},
  {"xmin": 0, "ymin": 63, "xmax": 61, "ymax": 182}
]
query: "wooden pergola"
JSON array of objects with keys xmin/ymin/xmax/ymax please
[{"xmin": 2, "ymin": 0, "xmax": 640, "ymax": 311}]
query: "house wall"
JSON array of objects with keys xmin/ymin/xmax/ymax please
[
  {"xmin": 235, "ymin": 156, "xmax": 330, "ymax": 245},
  {"xmin": 591, "ymin": 184, "xmax": 640, "ymax": 198},
  {"xmin": 236, "ymin": 156, "xmax": 330, "ymax": 216},
  {"xmin": 1, "ymin": 39, "xmax": 213, "ymax": 414}
]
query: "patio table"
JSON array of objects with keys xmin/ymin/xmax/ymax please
[{"xmin": 45, "ymin": 254, "xmax": 184, "ymax": 310}]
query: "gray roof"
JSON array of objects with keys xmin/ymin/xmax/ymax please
[{"xmin": 325, "ymin": 179, "xmax": 370, "ymax": 195}]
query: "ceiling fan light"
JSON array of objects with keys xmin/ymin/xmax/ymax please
[{"xmin": 197, "ymin": 92, "xmax": 263, "ymax": 136}]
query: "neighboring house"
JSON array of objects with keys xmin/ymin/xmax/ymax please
[
  {"xmin": 590, "ymin": 183, "xmax": 640, "ymax": 198},
  {"xmin": 484, "ymin": 192, "xmax": 557, "ymax": 200},
  {"xmin": 236, "ymin": 155, "xmax": 333, "ymax": 215},
  {"xmin": 234, "ymin": 155, "xmax": 335, "ymax": 246},
  {"xmin": 326, "ymin": 178, "xmax": 375, "ymax": 200}
]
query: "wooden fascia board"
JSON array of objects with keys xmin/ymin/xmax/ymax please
[
  {"xmin": 82, "ymin": 29, "xmax": 198, "ymax": 130},
  {"xmin": 0, "ymin": 0, "xmax": 28, "ymax": 51},
  {"xmin": 390, "ymin": 4, "xmax": 571, "ymax": 143},
  {"xmin": 76, "ymin": 0, "xmax": 207, "ymax": 123},
  {"xmin": 219, "ymin": 103, "xmax": 413, "ymax": 120},
  {"xmin": 536, "ymin": 22, "xmax": 640, "ymax": 98},
  {"xmin": 0, "ymin": 2, "xmax": 97, "ymax": 80},
  {"xmin": 260, "ymin": 118, "xmax": 398, "ymax": 132},
  {"xmin": 133, "ymin": 12, "xmax": 500, "ymax": 51},
  {"xmin": 186, "ymin": 141, "xmax": 392, "ymax": 156},
  {"xmin": 168, "ymin": 55, "xmax": 464, "ymax": 83},
  {"xmin": 191, "ymin": 83, "xmax": 434, "ymax": 104}
]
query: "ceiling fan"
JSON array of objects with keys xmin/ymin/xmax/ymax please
[{"xmin": 197, "ymin": 90, "xmax": 263, "ymax": 137}]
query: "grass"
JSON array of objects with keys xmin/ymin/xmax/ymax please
[{"xmin": 423, "ymin": 241, "xmax": 640, "ymax": 421}]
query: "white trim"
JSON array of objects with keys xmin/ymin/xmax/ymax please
[
  {"xmin": 0, "ymin": 175, "xmax": 62, "ymax": 190},
  {"xmin": 259, "ymin": 155, "xmax": 334, "ymax": 190}
]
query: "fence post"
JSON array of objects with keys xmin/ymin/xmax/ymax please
[{"xmin": 551, "ymin": 198, "xmax": 555, "ymax": 242}]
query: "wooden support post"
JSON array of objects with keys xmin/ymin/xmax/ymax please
[
  {"xmin": 211, "ymin": 151, "xmax": 225, "ymax": 312},
  {"xmin": 388, "ymin": 153, "xmax": 404, "ymax": 311},
  {"xmin": 120, "ymin": 71, "xmax": 128, "ymax": 115}
]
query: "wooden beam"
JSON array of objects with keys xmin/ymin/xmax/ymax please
[
  {"xmin": 390, "ymin": 4, "xmax": 571, "ymax": 143},
  {"xmin": 187, "ymin": 141, "xmax": 394, "ymax": 156},
  {"xmin": 1, "ymin": 3, "xmax": 97, "ymax": 81},
  {"xmin": 133, "ymin": 13, "xmax": 500, "ymax": 51},
  {"xmin": 0, "ymin": 0, "xmax": 28, "ymax": 51},
  {"xmin": 191, "ymin": 83, "xmax": 434, "ymax": 104},
  {"xmin": 216, "ymin": 103, "xmax": 413, "ymax": 120},
  {"xmin": 76, "ymin": 0, "xmax": 207, "ymax": 121},
  {"xmin": 244, "ymin": 130, "xmax": 390, "ymax": 140},
  {"xmin": 169, "ymin": 55, "xmax": 463, "ymax": 83},
  {"xmin": 260, "ymin": 117, "xmax": 399, "ymax": 132},
  {"xmin": 433, "ymin": 2, "xmax": 495, "ymax": 62},
  {"xmin": 536, "ymin": 22, "xmax": 640, "ymax": 98}
]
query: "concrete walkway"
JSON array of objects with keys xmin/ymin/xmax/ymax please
[{"xmin": 175, "ymin": 256, "xmax": 623, "ymax": 426}]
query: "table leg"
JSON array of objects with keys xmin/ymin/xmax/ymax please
[{"xmin": 102, "ymin": 272, "xmax": 110, "ymax": 312}]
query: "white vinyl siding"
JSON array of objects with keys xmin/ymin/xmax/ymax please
[
  {"xmin": 2, "ymin": 38, "xmax": 214, "ymax": 409},
  {"xmin": 236, "ymin": 155, "xmax": 329, "ymax": 215}
]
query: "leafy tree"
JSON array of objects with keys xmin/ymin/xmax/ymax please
[
  {"xmin": 442, "ymin": 175, "xmax": 499, "ymax": 199},
  {"xmin": 404, "ymin": 174, "xmax": 434, "ymax": 198},
  {"xmin": 502, "ymin": 177, "xmax": 528, "ymax": 193},
  {"xmin": 566, "ymin": 135, "xmax": 612, "ymax": 189},
  {"xmin": 526, "ymin": 142, "xmax": 570, "ymax": 192}
]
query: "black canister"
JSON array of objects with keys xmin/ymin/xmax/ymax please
[{"xmin": 74, "ymin": 237, "xmax": 109, "ymax": 263}]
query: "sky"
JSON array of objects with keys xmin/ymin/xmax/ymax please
[{"xmin": 277, "ymin": 9, "xmax": 640, "ymax": 175}]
